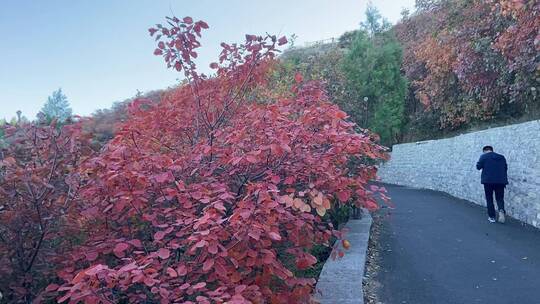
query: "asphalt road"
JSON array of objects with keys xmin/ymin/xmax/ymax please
[{"xmin": 376, "ymin": 184, "xmax": 540, "ymax": 304}]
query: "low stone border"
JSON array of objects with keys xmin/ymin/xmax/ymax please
[{"xmin": 315, "ymin": 211, "xmax": 373, "ymax": 303}]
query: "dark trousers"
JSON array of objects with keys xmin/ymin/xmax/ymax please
[{"xmin": 483, "ymin": 183, "xmax": 505, "ymax": 218}]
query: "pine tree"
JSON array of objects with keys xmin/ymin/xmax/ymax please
[
  {"xmin": 38, "ymin": 88, "xmax": 73, "ymax": 123},
  {"xmin": 342, "ymin": 4, "xmax": 407, "ymax": 145}
]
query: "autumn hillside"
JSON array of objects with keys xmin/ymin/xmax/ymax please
[{"xmin": 281, "ymin": 0, "xmax": 539, "ymax": 144}]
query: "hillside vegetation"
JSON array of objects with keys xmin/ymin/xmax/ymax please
[{"xmin": 281, "ymin": 0, "xmax": 539, "ymax": 144}]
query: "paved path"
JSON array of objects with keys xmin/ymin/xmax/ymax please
[{"xmin": 376, "ymin": 184, "xmax": 540, "ymax": 304}]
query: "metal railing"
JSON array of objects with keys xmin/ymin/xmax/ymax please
[{"xmin": 303, "ymin": 37, "xmax": 337, "ymax": 47}]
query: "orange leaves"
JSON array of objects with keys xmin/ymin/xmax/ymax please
[
  {"xmin": 313, "ymin": 192, "xmax": 323, "ymax": 206},
  {"xmin": 312, "ymin": 191, "xmax": 331, "ymax": 216},
  {"xmin": 334, "ymin": 110, "xmax": 348, "ymax": 120},
  {"xmin": 280, "ymin": 189, "xmax": 335, "ymax": 216},
  {"xmin": 293, "ymin": 197, "xmax": 310, "ymax": 212}
]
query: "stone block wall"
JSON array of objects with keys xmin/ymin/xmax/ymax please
[{"xmin": 378, "ymin": 120, "xmax": 540, "ymax": 227}]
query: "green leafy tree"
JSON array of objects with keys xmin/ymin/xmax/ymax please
[
  {"xmin": 343, "ymin": 4, "xmax": 407, "ymax": 145},
  {"xmin": 38, "ymin": 88, "xmax": 73, "ymax": 123},
  {"xmin": 361, "ymin": 2, "xmax": 391, "ymax": 37},
  {"xmin": 0, "ymin": 118, "xmax": 5, "ymax": 139}
]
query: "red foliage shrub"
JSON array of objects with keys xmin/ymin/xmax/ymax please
[
  {"xmin": 0, "ymin": 122, "xmax": 94, "ymax": 302},
  {"xmin": 49, "ymin": 17, "xmax": 387, "ymax": 303}
]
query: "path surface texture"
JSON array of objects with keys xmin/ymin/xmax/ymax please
[{"xmin": 376, "ymin": 184, "xmax": 540, "ymax": 304}]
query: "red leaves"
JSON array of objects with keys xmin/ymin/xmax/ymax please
[
  {"xmin": 235, "ymin": 285, "xmax": 247, "ymax": 294},
  {"xmin": 336, "ymin": 190, "xmax": 351, "ymax": 202},
  {"xmin": 294, "ymin": 72, "xmax": 304, "ymax": 83},
  {"xmin": 202, "ymin": 259, "xmax": 214, "ymax": 272},
  {"xmin": 296, "ymin": 254, "xmax": 317, "ymax": 270},
  {"xmin": 154, "ymin": 230, "xmax": 166, "ymax": 241},
  {"xmin": 113, "ymin": 242, "xmax": 130, "ymax": 258},
  {"xmin": 177, "ymin": 265, "xmax": 188, "ymax": 276},
  {"xmin": 128, "ymin": 239, "xmax": 143, "ymax": 248},
  {"xmin": 153, "ymin": 171, "xmax": 174, "ymax": 183},
  {"xmin": 267, "ymin": 231, "xmax": 282, "ymax": 241},
  {"xmin": 245, "ymin": 154, "xmax": 258, "ymax": 163},
  {"xmin": 45, "ymin": 284, "xmax": 60, "ymax": 292},
  {"xmin": 85, "ymin": 251, "xmax": 99, "ymax": 262},
  {"xmin": 157, "ymin": 248, "xmax": 171, "ymax": 259},
  {"xmin": 144, "ymin": 277, "xmax": 157, "ymax": 287},
  {"xmin": 0, "ymin": 122, "xmax": 94, "ymax": 302},
  {"xmin": 245, "ymin": 34, "xmax": 258, "ymax": 42},
  {"xmin": 198, "ymin": 21, "xmax": 209, "ymax": 29},
  {"xmin": 48, "ymin": 14, "xmax": 387, "ymax": 304},
  {"xmin": 278, "ymin": 36, "xmax": 288, "ymax": 46},
  {"xmin": 166, "ymin": 267, "xmax": 178, "ymax": 277},
  {"xmin": 194, "ymin": 239, "xmax": 208, "ymax": 248}
]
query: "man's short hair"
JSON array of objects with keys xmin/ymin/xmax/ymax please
[{"xmin": 482, "ymin": 145, "xmax": 494, "ymax": 152}]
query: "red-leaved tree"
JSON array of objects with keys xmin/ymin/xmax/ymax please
[
  {"xmin": 0, "ymin": 121, "xmax": 94, "ymax": 303},
  {"xmin": 50, "ymin": 17, "xmax": 388, "ymax": 303}
]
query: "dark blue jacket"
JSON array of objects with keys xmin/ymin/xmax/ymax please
[{"xmin": 476, "ymin": 152, "xmax": 508, "ymax": 185}]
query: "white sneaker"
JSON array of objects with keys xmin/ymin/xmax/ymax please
[
  {"xmin": 498, "ymin": 211, "xmax": 506, "ymax": 224},
  {"xmin": 488, "ymin": 217, "xmax": 496, "ymax": 223}
]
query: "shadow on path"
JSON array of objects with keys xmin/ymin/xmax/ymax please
[{"xmin": 376, "ymin": 184, "xmax": 540, "ymax": 304}]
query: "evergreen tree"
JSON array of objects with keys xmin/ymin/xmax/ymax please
[
  {"xmin": 361, "ymin": 2, "xmax": 392, "ymax": 37},
  {"xmin": 38, "ymin": 88, "xmax": 73, "ymax": 123},
  {"xmin": 342, "ymin": 4, "xmax": 407, "ymax": 145},
  {"xmin": 0, "ymin": 118, "xmax": 5, "ymax": 139}
]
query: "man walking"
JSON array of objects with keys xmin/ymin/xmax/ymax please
[{"xmin": 476, "ymin": 146, "xmax": 508, "ymax": 223}]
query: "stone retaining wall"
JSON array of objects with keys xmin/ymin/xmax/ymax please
[{"xmin": 378, "ymin": 120, "xmax": 540, "ymax": 227}]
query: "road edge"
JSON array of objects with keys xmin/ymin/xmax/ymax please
[{"xmin": 315, "ymin": 210, "xmax": 373, "ymax": 303}]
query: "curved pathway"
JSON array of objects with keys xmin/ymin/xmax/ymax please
[{"xmin": 376, "ymin": 184, "xmax": 540, "ymax": 304}]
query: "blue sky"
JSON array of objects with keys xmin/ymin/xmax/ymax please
[{"xmin": 0, "ymin": 0, "xmax": 415, "ymax": 120}]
